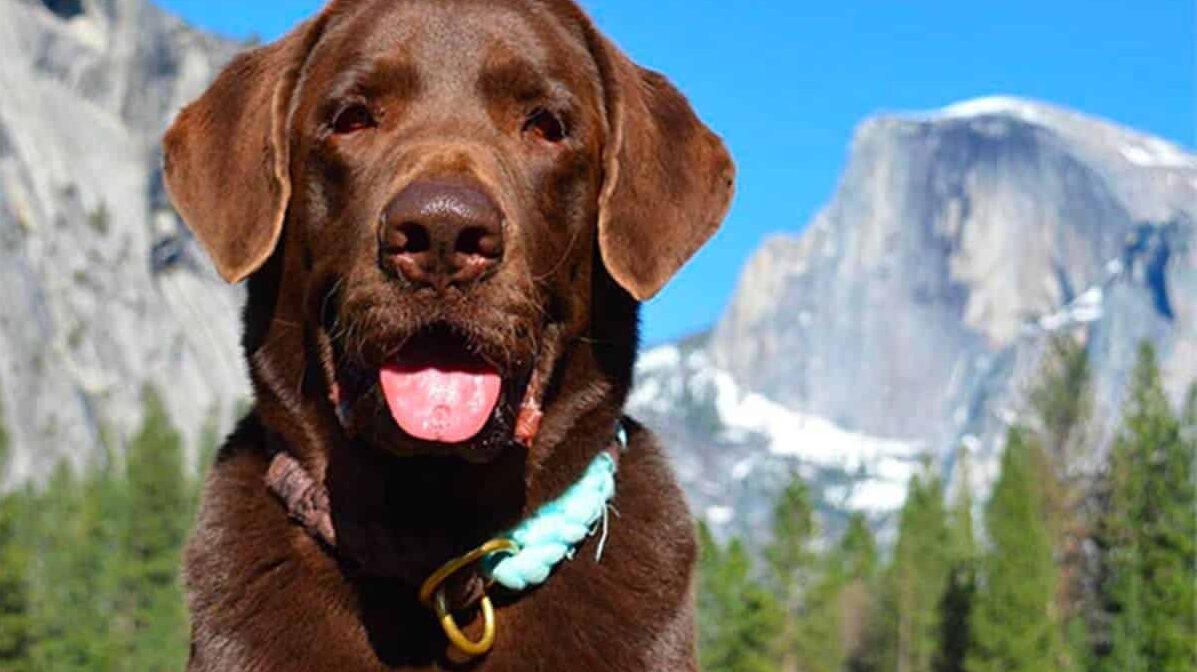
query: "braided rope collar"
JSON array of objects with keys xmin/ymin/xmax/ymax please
[
  {"xmin": 265, "ymin": 421, "xmax": 629, "ymax": 589},
  {"xmin": 485, "ymin": 421, "xmax": 627, "ymax": 591}
]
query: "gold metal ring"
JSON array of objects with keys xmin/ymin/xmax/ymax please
[
  {"xmin": 417, "ymin": 538, "xmax": 519, "ymax": 607},
  {"xmin": 434, "ymin": 588, "xmax": 498, "ymax": 658},
  {"xmin": 417, "ymin": 538, "xmax": 519, "ymax": 659}
]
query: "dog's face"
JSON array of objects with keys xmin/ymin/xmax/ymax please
[{"xmin": 164, "ymin": 0, "xmax": 733, "ymax": 462}]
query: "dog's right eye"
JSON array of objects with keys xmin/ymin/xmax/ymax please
[{"xmin": 331, "ymin": 103, "xmax": 377, "ymax": 135}]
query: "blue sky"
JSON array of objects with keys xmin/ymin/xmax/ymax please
[{"xmin": 156, "ymin": 0, "xmax": 1195, "ymax": 345}]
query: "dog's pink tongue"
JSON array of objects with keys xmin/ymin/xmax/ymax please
[{"xmin": 379, "ymin": 364, "xmax": 502, "ymax": 444}]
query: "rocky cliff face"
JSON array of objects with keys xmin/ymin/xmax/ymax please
[
  {"xmin": 631, "ymin": 97, "xmax": 1196, "ymax": 541},
  {"xmin": 0, "ymin": 0, "xmax": 245, "ymax": 484}
]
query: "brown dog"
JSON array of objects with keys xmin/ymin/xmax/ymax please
[{"xmin": 163, "ymin": 0, "xmax": 733, "ymax": 669}]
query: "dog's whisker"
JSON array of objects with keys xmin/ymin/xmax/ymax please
[
  {"xmin": 270, "ymin": 318, "xmax": 304, "ymax": 330},
  {"xmin": 531, "ymin": 220, "xmax": 586, "ymax": 285}
]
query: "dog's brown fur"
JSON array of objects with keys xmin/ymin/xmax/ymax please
[{"xmin": 163, "ymin": 0, "xmax": 733, "ymax": 669}]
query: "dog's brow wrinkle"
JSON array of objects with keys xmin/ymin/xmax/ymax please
[
  {"xmin": 362, "ymin": 60, "xmax": 421, "ymax": 98},
  {"xmin": 477, "ymin": 60, "xmax": 547, "ymax": 102}
]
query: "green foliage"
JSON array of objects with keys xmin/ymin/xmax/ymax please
[
  {"xmin": 766, "ymin": 477, "xmax": 817, "ymax": 595},
  {"xmin": 0, "ymin": 402, "xmax": 32, "ymax": 672},
  {"xmin": 765, "ymin": 477, "xmax": 817, "ymax": 672},
  {"xmin": 838, "ymin": 513, "xmax": 878, "ymax": 585},
  {"xmin": 0, "ymin": 389, "xmax": 200, "ymax": 672},
  {"xmin": 1183, "ymin": 383, "xmax": 1197, "ymax": 436},
  {"xmin": 691, "ymin": 340, "xmax": 1193, "ymax": 672},
  {"xmin": 836, "ymin": 515, "xmax": 881, "ymax": 672},
  {"xmin": 1029, "ymin": 335, "xmax": 1092, "ymax": 468},
  {"xmin": 966, "ymin": 428, "xmax": 1067, "ymax": 672},
  {"xmin": 123, "ymin": 389, "xmax": 191, "ymax": 672},
  {"xmin": 893, "ymin": 468, "xmax": 951, "ymax": 672},
  {"xmin": 698, "ymin": 525, "xmax": 783, "ymax": 672},
  {"xmin": 766, "ymin": 477, "xmax": 846, "ymax": 672},
  {"xmin": 842, "ymin": 467, "xmax": 953, "ymax": 672},
  {"xmin": 1025, "ymin": 335, "xmax": 1093, "ymax": 669},
  {"xmin": 936, "ymin": 448, "xmax": 976, "ymax": 672},
  {"xmin": 27, "ymin": 463, "xmax": 125, "ymax": 671},
  {"xmin": 698, "ymin": 478, "xmax": 883, "ymax": 672},
  {"xmin": 1094, "ymin": 344, "xmax": 1197, "ymax": 672},
  {"xmin": 798, "ymin": 564, "xmax": 847, "ymax": 672}
]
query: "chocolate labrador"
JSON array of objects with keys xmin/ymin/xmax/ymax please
[{"xmin": 163, "ymin": 0, "xmax": 732, "ymax": 669}]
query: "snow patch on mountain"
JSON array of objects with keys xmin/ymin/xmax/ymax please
[{"xmin": 631, "ymin": 342, "xmax": 927, "ymax": 539}]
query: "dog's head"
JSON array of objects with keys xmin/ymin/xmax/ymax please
[{"xmin": 164, "ymin": 0, "xmax": 733, "ymax": 463}]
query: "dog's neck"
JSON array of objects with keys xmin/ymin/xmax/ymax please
[
  {"xmin": 323, "ymin": 437, "xmax": 529, "ymax": 583},
  {"xmin": 255, "ymin": 375, "xmax": 624, "ymax": 591}
]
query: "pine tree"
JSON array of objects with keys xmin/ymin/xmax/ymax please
[
  {"xmin": 0, "ymin": 492, "xmax": 31, "ymax": 672},
  {"xmin": 854, "ymin": 566, "xmax": 899, "ymax": 672},
  {"xmin": 698, "ymin": 526, "xmax": 782, "ymax": 672},
  {"xmin": 849, "ymin": 469, "xmax": 951, "ymax": 672},
  {"xmin": 765, "ymin": 476, "xmax": 821, "ymax": 672},
  {"xmin": 1028, "ymin": 335, "xmax": 1092, "ymax": 469},
  {"xmin": 26, "ymin": 462, "xmax": 120, "ymax": 671},
  {"xmin": 836, "ymin": 514, "xmax": 879, "ymax": 672},
  {"xmin": 1183, "ymin": 383, "xmax": 1197, "ymax": 438},
  {"xmin": 1094, "ymin": 344, "xmax": 1196, "ymax": 672},
  {"xmin": 936, "ymin": 448, "xmax": 976, "ymax": 672},
  {"xmin": 798, "ymin": 568, "xmax": 846, "ymax": 672},
  {"xmin": 1025, "ymin": 335, "xmax": 1093, "ymax": 668},
  {"xmin": 82, "ymin": 462, "xmax": 134, "ymax": 670},
  {"xmin": 123, "ymin": 389, "xmax": 191, "ymax": 672},
  {"xmin": 0, "ymin": 407, "xmax": 33, "ymax": 671},
  {"xmin": 839, "ymin": 513, "xmax": 878, "ymax": 583},
  {"xmin": 966, "ymin": 428, "xmax": 1066, "ymax": 672},
  {"xmin": 892, "ymin": 468, "xmax": 950, "ymax": 672}
]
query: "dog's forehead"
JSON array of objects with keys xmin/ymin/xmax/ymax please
[{"xmin": 312, "ymin": 0, "xmax": 596, "ymax": 92}]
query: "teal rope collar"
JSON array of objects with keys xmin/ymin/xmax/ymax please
[
  {"xmin": 483, "ymin": 421, "xmax": 628, "ymax": 591},
  {"xmin": 265, "ymin": 421, "xmax": 630, "ymax": 594}
]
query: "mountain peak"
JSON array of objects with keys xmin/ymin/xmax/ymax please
[
  {"xmin": 894, "ymin": 95, "xmax": 1197, "ymax": 172},
  {"xmin": 935, "ymin": 95, "xmax": 1081, "ymax": 122},
  {"xmin": 634, "ymin": 96, "xmax": 1195, "ymax": 538}
]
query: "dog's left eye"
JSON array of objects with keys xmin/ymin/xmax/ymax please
[
  {"xmin": 523, "ymin": 107, "xmax": 567, "ymax": 143},
  {"xmin": 331, "ymin": 103, "xmax": 377, "ymax": 135}
]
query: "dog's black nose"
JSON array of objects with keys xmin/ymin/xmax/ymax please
[{"xmin": 379, "ymin": 181, "xmax": 504, "ymax": 290}]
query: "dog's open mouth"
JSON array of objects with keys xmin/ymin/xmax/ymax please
[
  {"xmin": 329, "ymin": 314, "xmax": 536, "ymax": 458},
  {"xmin": 379, "ymin": 335, "xmax": 503, "ymax": 444}
]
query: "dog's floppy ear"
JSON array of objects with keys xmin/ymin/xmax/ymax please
[
  {"xmin": 163, "ymin": 19, "xmax": 323, "ymax": 283},
  {"xmin": 591, "ymin": 36, "xmax": 735, "ymax": 301}
]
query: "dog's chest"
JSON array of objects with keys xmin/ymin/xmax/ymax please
[
  {"xmin": 187, "ymin": 438, "xmax": 697, "ymax": 671},
  {"xmin": 270, "ymin": 552, "xmax": 668, "ymax": 671}
]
